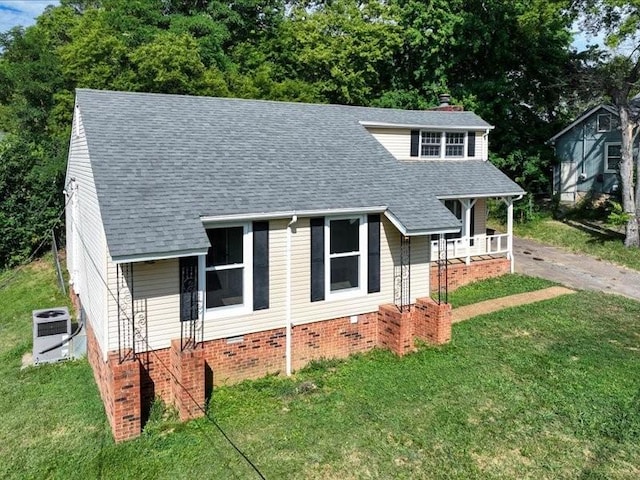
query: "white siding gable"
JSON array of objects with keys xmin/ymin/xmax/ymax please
[{"xmin": 66, "ymin": 106, "xmax": 110, "ymax": 358}]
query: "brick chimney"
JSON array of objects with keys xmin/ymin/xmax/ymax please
[{"xmin": 429, "ymin": 93, "xmax": 463, "ymax": 111}]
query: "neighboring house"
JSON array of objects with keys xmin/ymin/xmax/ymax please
[
  {"xmin": 65, "ymin": 89, "xmax": 523, "ymax": 440},
  {"xmin": 550, "ymin": 105, "xmax": 636, "ymax": 203}
]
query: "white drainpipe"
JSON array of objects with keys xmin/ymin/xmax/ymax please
[{"xmin": 285, "ymin": 215, "xmax": 297, "ymax": 376}]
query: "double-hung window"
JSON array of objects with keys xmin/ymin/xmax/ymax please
[
  {"xmin": 445, "ymin": 132, "xmax": 465, "ymax": 157},
  {"xmin": 421, "ymin": 131, "xmax": 441, "ymax": 157},
  {"xmin": 205, "ymin": 225, "xmax": 249, "ymax": 310},
  {"xmin": 310, "ymin": 215, "xmax": 379, "ymax": 302},
  {"xmin": 605, "ymin": 142, "xmax": 621, "ymax": 172},
  {"xmin": 328, "ymin": 218, "xmax": 362, "ymax": 292}
]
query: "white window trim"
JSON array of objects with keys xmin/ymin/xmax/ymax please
[
  {"xmin": 597, "ymin": 113, "xmax": 612, "ymax": 133},
  {"xmin": 324, "ymin": 215, "xmax": 368, "ymax": 301},
  {"xmin": 604, "ymin": 141, "xmax": 621, "ymax": 173},
  {"xmin": 420, "ymin": 130, "xmax": 468, "ymax": 159},
  {"xmin": 201, "ymin": 222, "xmax": 253, "ymax": 320}
]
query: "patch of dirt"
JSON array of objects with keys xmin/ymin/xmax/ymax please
[{"xmin": 21, "ymin": 352, "xmax": 33, "ymax": 369}]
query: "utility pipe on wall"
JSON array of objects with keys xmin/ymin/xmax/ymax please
[{"xmin": 285, "ymin": 215, "xmax": 297, "ymax": 376}]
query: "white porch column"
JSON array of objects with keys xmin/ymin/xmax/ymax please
[
  {"xmin": 505, "ymin": 197, "xmax": 514, "ymax": 273},
  {"xmin": 460, "ymin": 199, "xmax": 477, "ymax": 265}
]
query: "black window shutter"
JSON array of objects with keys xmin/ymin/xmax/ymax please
[
  {"xmin": 410, "ymin": 130, "xmax": 420, "ymax": 157},
  {"xmin": 179, "ymin": 256, "xmax": 198, "ymax": 321},
  {"xmin": 310, "ymin": 217, "xmax": 325, "ymax": 302},
  {"xmin": 367, "ymin": 214, "xmax": 381, "ymax": 293},
  {"xmin": 253, "ymin": 221, "xmax": 269, "ymax": 310},
  {"xmin": 467, "ymin": 131, "xmax": 476, "ymax": 157}
]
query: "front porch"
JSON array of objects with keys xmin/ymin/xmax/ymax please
[{"xmin": 429, "ymin": 196, "xmax": 516, "ymax": 270}]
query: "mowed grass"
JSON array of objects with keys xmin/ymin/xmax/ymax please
[
  {"xmin": 513, "ymin": 217, "xmax": 640, "ymax": 271},
  {"xmin": 2, "ymin": 260, "xmax": 640, "ymax": 478},
  {"xmin": 445, "ymin": 274, "xmax": 557, "ymax": 308}
]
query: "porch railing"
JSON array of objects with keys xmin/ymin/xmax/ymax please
[{"xmin": 430, "ymin": 233, "xmax": 509, "ymax": 262}]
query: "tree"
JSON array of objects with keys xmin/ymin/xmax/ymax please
[{"xmin": 577, "ymin": 1, "xmax": 640, "ymax": 247}]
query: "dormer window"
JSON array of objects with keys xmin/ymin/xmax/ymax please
[
  {"xmin": 412, "ymin": 130, "xmax": 474, "ymax": 159},
  {"xmin": 597, "ymin": 114, "xmax": 611, "ymax": 132},
  {"xmin": 421, "ymin": 132, "xmax": 441, "ymax": 157},
  {"xmin": 445, "ymin": 132, "xmax": 465, "ymax": 157}
]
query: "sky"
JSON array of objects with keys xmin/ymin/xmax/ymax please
[{"xmin": 0, "ymin": 1, "xmax": 59, "ymax": 34}]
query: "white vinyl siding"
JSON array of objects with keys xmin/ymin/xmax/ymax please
[
  {"xmin": 106, "ymin": 220, "xmax": 289, "ymax": 350},
  {"xmin": 290, "ymin": 217, "xmax": 429, "ymax": 326},
  {"xmin": 367, "ymin": 127, "xmax": 485, "ymax": 160},
  {"xmin": 474, "ymin": 198, "xmax": 487, "ymax": 235},
  {"xmin": 65, "ymin": 108, "xmax": 109, "ymax": 357},
  {"xmin": 103, "ymin": 216, "xmax": 430, "ymax": 350}
]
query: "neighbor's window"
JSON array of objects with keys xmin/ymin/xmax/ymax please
[
  {"xmin": 421, "ymin": 131, "xmax": 441, "ymax": 157},
  {"xmin": 597, "ymin": 113, "xmax": 612, "ymax": 132},
  {"xmin": 445, "ymin": 132, "xmax": 465, "ymax": 157},
  {"xmin": 205, "ymin": 226, "xmax": 245, "ymax": 308},
  {"xmin": 605, "ymin": 142, "xmax": 621, "ymax": 172},
  {"xmin": 328, "ymin": 218, "xmax": 361, "ymax": 292}
]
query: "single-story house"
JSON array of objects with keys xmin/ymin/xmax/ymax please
[
  {"xmin": 550, "ymin": 104, "xmax": 639, "ymax": 203},
  {"xmin": 65, "ymin": 89, "xmax": 523, "ymax": 440}
]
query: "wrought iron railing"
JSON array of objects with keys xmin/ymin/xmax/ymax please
[{"xmin": 394, "ymin": 235, "xmax": 411, "ymax": 312}]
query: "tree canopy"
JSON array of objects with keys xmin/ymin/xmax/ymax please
[{"xmin": 0, "ymin": 0, "xmax": 584, "ymax": 267}]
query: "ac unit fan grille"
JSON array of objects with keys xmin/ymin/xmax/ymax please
[{"xmin": 37, "ymin": 320, "xmax": 70, "ymax": 337}]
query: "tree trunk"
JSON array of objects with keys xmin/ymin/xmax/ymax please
[{"xmin": 618, "ymin": 106, "xmax": 640, "ymax": 247}]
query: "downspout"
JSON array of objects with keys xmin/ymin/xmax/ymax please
[{"xmin": 285, "ymin": 215, "xmax": 298, "ymax": 377}]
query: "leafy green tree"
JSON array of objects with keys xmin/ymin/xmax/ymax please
[{"xmin": 575, "ymin": 0, "xmax": 640, "ymax": 247}]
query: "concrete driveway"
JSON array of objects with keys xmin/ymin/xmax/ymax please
[{"xmin": 514, "ymin": 236, "xmax": 640, "ymax": 301}]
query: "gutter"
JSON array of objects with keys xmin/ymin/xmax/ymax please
[{"xmin": 201, "ymin": 206, "xmax": 387, "ymax": 224}]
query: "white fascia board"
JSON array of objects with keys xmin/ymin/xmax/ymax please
[
  {"xmin": 201, "ymin": 206, "xmax": 387, "ymax": 225},
  {"xmin": 360, "ymin": 121, "xmax": 495, "ymax": 130},
  {"xmin": 548, "ymin": 105, "xmax": 618, "ymax": 143},
  {"xmin": 112, "ymin": 247, "xmax": 208, "ymax": 264},
  {"xmin": 436, "ymin": 192, "xmax": 524, "ymax": 200},
  {"xmin": 383, "ymin": 210, "xmax": 460, "ymax": 237}
]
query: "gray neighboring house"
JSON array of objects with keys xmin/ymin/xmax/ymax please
[
  {"xmin": 65, "ymin": 89, "xmax": 523, "ymax": 440},
  {"xmin": 550, "ymin": 104, "xmax": 639, "ymax": 203}
]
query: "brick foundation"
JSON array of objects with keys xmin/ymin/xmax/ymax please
[
  {"xmin": 378, "ymin": 305, "xmax": 414, "ymax": 356},
  {"xmin": 291, "ymin": 313, "xmax": 378, "ymax": 370},
  {"xmin": 85, "ymin": 322, "xmax": 142, "ymax": 442},
  {"xmin": 79, "ymin": 291, "xmax": 455, "ymax": 441},
  {"xmin": 414, "ymin": 297, "xmax": 452, "ymax": 345},
  {"xmin": 430, "ymin": 257, "xmax": 510, "ymax": 293}
]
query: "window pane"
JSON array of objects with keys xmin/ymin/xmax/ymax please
[
  {"xmin": 608, "ymin": 158, "xmax": 621, "ymax": 170},
  {"xmin": 206, "ymin": 227, "xmax": 243, "ymax": 267},
  {"xmin": 421, "ymin": 145, "xmax": 440, "ymax": 157},
  {"xmin": 445, "ymin": 145, "xmax": 464, "ymax": 156},
  {"xmin": 608, "ymin": 144, "xmax": 621, "ymax": 157},
  {"xmin": 330, "ymin": 256, "xmax": 359, "ymax": 291},
  {"xmin": 330, "ymin": 218, "xmax": 359, "ymax": 254},
  {"xmin": 446, "ymin": 132, "xmax": 464, "ymax": 144},
  {"xmin": 206, "ymin": 268, "xmax": 243, "ymax": 308}
]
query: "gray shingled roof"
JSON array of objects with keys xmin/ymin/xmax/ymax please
[{"xmin": 75, "ymin": 89, "xmax": 522, "ymax": 260}]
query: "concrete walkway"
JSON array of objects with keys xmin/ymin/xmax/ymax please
[
  {"xmin": 452, "ymin": 286, "xmax": 575, "ymax": 323},
  {"xmin": 513, "ymin": 236, "xmax": 640, "ymax": 301}
]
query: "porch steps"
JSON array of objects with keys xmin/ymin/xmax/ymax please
[{"xmin": 452, "ymin": 286, "xmax": 576, "ymax": 323}]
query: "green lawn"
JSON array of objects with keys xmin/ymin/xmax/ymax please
[
  {"xmin": 512, "ymin": 217, "xmax": 640, "ymax": 271},
  {"xmin": 445, "ymin": 274, "xmax": 556, "ymax": 308},
  {"xmin": 2, "ymin": 260, "xmax": 640, "ymax": 479}
]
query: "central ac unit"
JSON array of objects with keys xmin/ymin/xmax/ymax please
[{"xmin": 32, "ymin": 307, "xmax": 72, "ymax": 365}]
